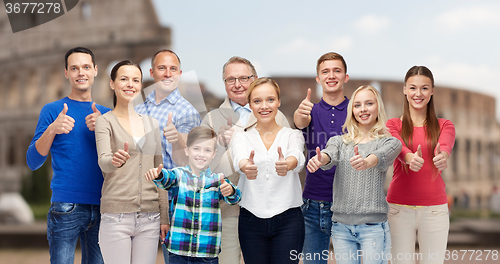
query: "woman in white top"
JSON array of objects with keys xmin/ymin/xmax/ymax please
[{"xmin": 232, "ymin": 77, "xmax": 305, "ymax": 264}]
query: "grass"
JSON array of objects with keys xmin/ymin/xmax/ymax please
[{"xmin": 29, "ymin": 203, "xmax": 50, "ymax": 220}]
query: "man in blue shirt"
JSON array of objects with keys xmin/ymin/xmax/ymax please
[
  {"xmin": 294, "ymin": 52, "xmax": 350, "ymax": 264},
  {"xmin": 26, "ymin": 47, "xmax": 110, "ymax": 264},
  {"xmin": 135, "ymin": 49, "xmax": 201, "ymax": 263}
]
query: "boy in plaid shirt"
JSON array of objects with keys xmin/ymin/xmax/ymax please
[{"xmin": 145, "ymin": 126, "xmax": 241, "ymax": 263}]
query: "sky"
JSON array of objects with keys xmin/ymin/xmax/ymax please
[{"xmin": 151, "ymin": 0, "xmax": 500, "ymax": 119}]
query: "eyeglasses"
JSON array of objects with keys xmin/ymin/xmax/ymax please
[{"xmin": 224, "ymin": 75, "xmax": 254, "ymax": 84}]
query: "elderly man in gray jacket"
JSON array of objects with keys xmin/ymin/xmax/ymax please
[{"xmin": 201, "ymin": 56, "xmax": 289, "ymax": 264}]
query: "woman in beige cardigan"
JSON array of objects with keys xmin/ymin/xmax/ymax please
[{"xmin": 95, "ymin": 60, "xmax": 168, "ymax": 264}]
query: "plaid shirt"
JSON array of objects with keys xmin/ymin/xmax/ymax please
[
  {"xmin": 135, "ymin": 89, "xmax": 201, "ymax": 169},
  {"xmin": 154, "ymin": 165, "xmax": 241, "ymax": 258}
]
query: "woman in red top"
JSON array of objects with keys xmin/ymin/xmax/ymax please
[{"xmin": 386, "ymin": 66, "xmax": 455, "ymax": 264}]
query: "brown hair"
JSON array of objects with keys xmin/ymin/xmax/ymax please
[
  {"xmin": 316, "ymin": 52, "xmax": 347, "ymax": 74},
  {"xmin": 186, "ymin": 126, "xmax": 216, "ymax": 148},
  {"xmin": 246, "ymin": 77, "xmax": 281, "ymax": 104},
  {"xmin": 110, "ymin": 60, "xmax": 143, "ymax": 107},
  {"xmin": 222, "ymin": 56, "xmax": 257, "ymax": 79},
  {"xmin": 401, "ymin": 66, "xmax": 440, "ymax": 173}
]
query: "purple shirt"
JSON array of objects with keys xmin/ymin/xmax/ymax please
[{"xmin": 300, "ymin": 97, "xmax": 349, "ymax": 201}]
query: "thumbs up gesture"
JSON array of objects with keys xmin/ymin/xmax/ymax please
[
  {"xmin": 145, "ymin": 164, "xmax": 164, "ymax": 181},
  {"xmin": 350, "ymin": 145, "xmax": 369, "ymax": 171},
  {"xmin": 243, "ymin": 150, "xmax": 258, "ymax": 180},
  {"xmin": 51, "ymin": 103, "xmax": 75, "ymax": 134},
  {"xmin": 409, "ymin": 145, "xmax": 424, "ymax": 172},
  {"xmin": 275, "ymin": 147, "xmax": 289, "ymax": 176},
  {"xmin": 219, "ymin": 174, "xmax": 234, "ymax": 197},
  {"xmin": 218, "ymin": 116, "xmax": 234, "ymax": 147},
  {"xmin": 307, "ymin": 147, "xmax": 326, "ymax": 173},
  {"xmin": 163, "ymin": 112, "xmax": 179, "ymax": 143},
  {"xmin": 296, "ymin": 88, "xmax": 314, "ymax": 118},
  {"xmin": 112, "ymin": 142, "xmax": 131, "ymax": 168},
  {"xmin": 85, "ymin": 102, "xmax": 102, "ymax": 131},
  {"xmin": 432, "ymin": 143, "xmax": 448, "ymax": 171}
]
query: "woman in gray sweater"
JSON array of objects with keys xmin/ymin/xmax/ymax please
[{"xmin": 307, "ymin": 85, "xmax": 401, "ymax": 264}]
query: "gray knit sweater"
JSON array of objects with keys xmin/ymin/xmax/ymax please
[{"xmin": 321, "ymin": 135, "xmax": 402, "ymax": 225}]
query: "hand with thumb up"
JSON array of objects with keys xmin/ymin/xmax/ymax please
[
  {"xmin": 112, "ymin": 141, "xmax": 131, "ymax": 168},
  {"xmin": 408, "ymin": 145, "xmax": 424, "ymax": 172},
  {"xmin": 163, "ymin": 112, "xmax": 179, "ymax": 143},
  {"xmin": 217, "ymin": 116, "xmax": 234, "ymax": 147},
  {"xmin": 350, "ymin": 145, "xmax": 369, "ymax": 171},
  {"xmin": 50, "ymin": 103, "xmax": 75, "ymax": 135},
  {"xmin": 242, "ymin": 150, "xmax": 258, "ymax": 180},
  {"xmin": 85, "ymin": 102, "xmax": 102, "ymax": 131},
  {"xmin": 432, "ymin": 143, "xmax": 448, "ymax": 171},
  {"xmin": 219, "ymin": 174, "xmax": 234, "ymax": 197},
  {"xmin": 145, "ymin": 164, "xmax": 164, "ymax": 181},
  {"xmin": 275, "ymin": 147, "xmax": 289, "ymax": 176},
  {"xmin": 307, "ymin": 147, "xmax": 327, "ymax": 173}
]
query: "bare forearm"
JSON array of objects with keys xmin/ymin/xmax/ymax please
[
  {"xmin": 293, "ymin": 110, "xmax": 311, "ymax": 129},
  {"xmin": 171, "ymin": 133, "xmax": 188, "ymax": 166},
  {"xmin": 35, "ymin": 125, "xmax": 56, "ymax": 156}
]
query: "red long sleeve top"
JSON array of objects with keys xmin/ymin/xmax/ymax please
[{"xmin": 386, "ymin": 118, "xmax": 455, "ymax": 206}]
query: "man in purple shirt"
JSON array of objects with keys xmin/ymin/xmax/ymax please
[{"xmin": 293, "ymin": 52, "xmax": 350, "ymax": 264}]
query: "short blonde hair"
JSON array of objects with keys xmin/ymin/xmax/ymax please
[
  {"xmin": 342, "ymin": 85, "xmax": 389, "ymax": 144},
  {"xmin": 246, "ymin": 77, "xmax": 281, "ymax": 104}
]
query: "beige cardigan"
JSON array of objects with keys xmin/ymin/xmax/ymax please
[
  {"xmin": 201, "ymin": 96, "xmax": 290, "ymax": 218},
  {"xmin": 95, "ymin": 112, "xmax": 169, "ymax": 225}
]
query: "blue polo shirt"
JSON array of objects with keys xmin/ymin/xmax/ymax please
[{"xmin": 301, "ymin": 97, "xmax": 349, "ymax": 201}]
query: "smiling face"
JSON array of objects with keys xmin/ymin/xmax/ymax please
[
  {"xmin": 352, "ymin": 89, "xmax": 379, "ymax": 129},
  {"xmin": 249, "ymin": 83, "xmax": 281, "ymax": 124},
  {"xmin": 185, "ymin": 137, "xmax": 217, "ymax": 175},
  {"xmin": 316, "ymin": 59, "xmax": 349, "ymax": 95},
  {"xmin": 150, "ymin": 51, "xmax": 182, "ymax": 96},
  {"xmin": 224, "ymin": 63, "xmax": 256, "ymax": 106},
  {"xmin": 110, "ymin": 65, "xmax": 142, "ymax": 104},
  {"xmin": 65, "ymin": 52, "xmax": 97, "ymax": 92},
  {"xmin": 404, "ymin": 75, "xmax": 434, "ymax": 111}
]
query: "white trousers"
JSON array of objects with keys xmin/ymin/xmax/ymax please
[
  {"xmin": 388, "ymin": 203, "xmax": 449, "ymax": 264},
  {"xmin": 219, "ymin": 216, "xmax": 242, "ymax": 264},
  {"xmin": 99, "ymin": 212, "xmax": 160, "ymax": 264}
]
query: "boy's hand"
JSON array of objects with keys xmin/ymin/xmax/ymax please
[
  {"xmin": 307, "ymin": 147, "xmax": 324, "ymax": 173},
  {"xmin": 145, "ymin": 164, "xmax": 163, "ymax": 181},
  {"xmin": 112, "ymin": 142, "xmax": 130, "ymax": 168},
  {"xmin": 275, "ymin": 147, "xmax": 288, "ymax": 176},
  {"xmin": 296, "ymin": 88, "xmax": 313, "ymax": 118},
  {"xmin": 219, "ymin": 174, "xmax": 234, "ymax": 197}
]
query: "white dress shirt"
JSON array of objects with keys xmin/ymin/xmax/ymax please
[{"xmin": 232, "ymin": 127, "xmax": 305, "ymax": 218}]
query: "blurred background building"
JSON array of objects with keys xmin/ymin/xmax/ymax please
[{"xmin": 0, "ymin": 0, "xmax": 499, "ymax": 225}]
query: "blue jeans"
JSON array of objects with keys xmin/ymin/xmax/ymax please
[
  {"xmin": 301, "ymin": 198, "xmax": 333, "ymax": 264},
  {"xmin": 47, "ymin": 202, "xmax": 103, "ymax": 264},
  {"xmin": 239, "ymin": 207, "xmax": 305, "ymax": 264},
  {"xmin": 331, "ymin": 220, "xmax": 391, "ymax": 264},
  {"xmin": 169, "ymin": 252, "xmax": 218, "ymax": 264}
]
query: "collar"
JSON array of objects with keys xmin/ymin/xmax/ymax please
[
  {"xmin": 146, "ymin": 89, "xmax": 181, "ymax": 106},
  {"xmin": 179, "ymin": 165, "xmax": 212, "ymax": 177},
  {"xmin": 230, "ymin": 100, "xmax": 251, "ymax": 112},
  {"xmin": 319, "ymin": 96, "xmax": 349, "ymax": 110}
]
